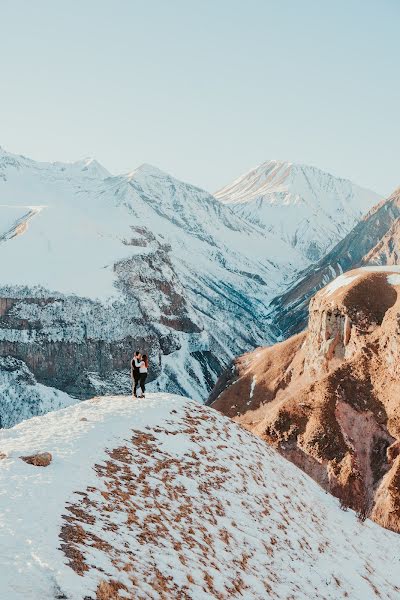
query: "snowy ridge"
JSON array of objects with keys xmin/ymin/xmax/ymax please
[
  {"xmin": 0, "ymin": 147, "xmax": 382, "ymax": 400},
  {"xmin": 0, "ymin": 394, "xmax": 399, "ymax": 599},
  {"xmin": 0, "ymin": 146, "xmax": 111, "ymax": 180},
  {"xmin": 215, "ymin": 160, "xmax": 380, "ymax": 261}
]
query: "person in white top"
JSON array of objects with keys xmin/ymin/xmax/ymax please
[{"xmin": 138, "ymin": 354, "xmax": 148, "ymax": 398}]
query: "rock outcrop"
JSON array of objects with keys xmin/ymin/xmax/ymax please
[
  {"xmin": 21, "ymin": 452, "xmax": 52, "ymax": 467},
  {"xmin": 211, "ymin": 267, "xmax": 400, "ymax": 532}
]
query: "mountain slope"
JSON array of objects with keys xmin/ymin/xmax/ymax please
[
  {"xmin": 270, "ymin": 187, "xmax": 400, "ymax": 338},
  {"xmin": 211, "ymin": 267, "xmax": 400, "ymax": 533},
  {"xmin": 0, "ymin": 356, "xmax": 75, "ymax": 428},
  {"xmin": 0, "ymin": 147, "xmax": 304, "ymax": 401},
  {"xmin": 215, "ymin": 160, "xmax": 380, "ymax": 262},
  {"xmin": 0, "ymin": 394, "xmax": 399, "ymax": 599}
]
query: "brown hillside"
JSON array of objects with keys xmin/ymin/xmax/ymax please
[{"xmin": 211, "ymin": 267, "xmax": 400, "ymax": 532}]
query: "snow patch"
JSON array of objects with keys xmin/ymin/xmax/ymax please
[
  {"xmin": 324, "ymin": 274, "xmax": 360, "ymax": 297},
  {"xmin": 387, "ymin": 273, "xmax": 400, "ymax": 286},
  {"xmin": 250, "ymin": 375, "xmax": 257, "ymax": 398}
]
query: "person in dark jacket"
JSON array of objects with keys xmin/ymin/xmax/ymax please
[
  {"xmin": 131, "ymin": 351, "xmax": 141, "ymax": 398},
  {"xmin": 138, "ymin": 354, "xmax": 148, "ymax": 398}
]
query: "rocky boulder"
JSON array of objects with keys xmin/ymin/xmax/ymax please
[{"xmin": 21, "ymin": 452, "xmax": 52, "ymax": 467}]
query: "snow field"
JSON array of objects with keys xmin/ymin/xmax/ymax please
[{"xmin": 0, "ymin": 395, "xmax": 399, "ymax": 598}]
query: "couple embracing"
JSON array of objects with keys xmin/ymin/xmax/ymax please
[{"xmin": 131, "ymin": 351, "xmax": 148, "ymax": 398}]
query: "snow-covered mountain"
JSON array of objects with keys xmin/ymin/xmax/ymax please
[
  {"xmin": 0, "ymin": 393, "xmax": 399, "ymax": 599},
  {"xmin": 215, "ymin": 160, "xmax": 380, "ymax": 262},
  {"xmin": 0, "ymin": 147, "xmax": 305, "ymax": 402},
  {"xmin": 270, "ymin": 187, "xmax": 400, "ymax": 338}
]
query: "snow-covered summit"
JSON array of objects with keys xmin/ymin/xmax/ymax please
[
  {"xmin": 215, "ymin": 159, "xmax": 380, "ymax": 261},
  {"xmin": 0, "ymin": 394, "xmax": 399, "ymax": 599},
  {"xmin": 0, "ymin": 147, "xmax": 301, "ymax": 299},
  {"xmin": 54, "ymin": 156, "xmax": 111, "ymax": 179},
  {"xmin": 126, "ymin": 162, "xmax": 171, "ymax": 181},
  {"xmin": 0, "ymin": 146, "xmax": 110, "ymax": 180}
]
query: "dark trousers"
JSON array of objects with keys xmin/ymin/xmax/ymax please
[
  {"xmin": 132, "ymin": 374, "xmax": 139, "ymax": 396},
  {"xmin": 139, "ymin": 373, "xmax": 147, "ymax": 395}
]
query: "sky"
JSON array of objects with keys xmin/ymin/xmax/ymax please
[{"xmin": 0, "ymin": 0, "xmax": 398, "ymax": 196}]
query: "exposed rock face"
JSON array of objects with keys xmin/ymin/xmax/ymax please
[
  {"xmin": 269, "ymin": 188, "xmax": 400, "ymax": 339},
  {"xmin": 0, "ymin": 292, "xmax": 161, "ymax": 398},
  {"xmin": 211, "ymin": 267, "xmax": 400, "ymax": 532}
]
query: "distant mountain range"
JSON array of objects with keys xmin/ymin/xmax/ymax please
[{"xmin": 0, "ymin": 146, "xmax": 383, "ymax": 410}]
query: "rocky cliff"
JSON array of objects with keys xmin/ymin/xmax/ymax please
[{"xmin": 211, "ymin": 267, "xmax": 400, "ymax": 533}]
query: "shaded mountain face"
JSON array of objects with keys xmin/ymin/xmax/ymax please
[
  {"xmin": 1, "ymin": 393, "xmax": 400, "ymax": 599},
  {"xmin": 0, "ymin": 356, "xmax": 75, "ymax": 428},
  {"xmin": 269, "ymin": 188, "xmax": 400, "ymax": 339},
  {"xmin": 0, "ymin": 148, "xmax": 306, "ymax": 400},
  {"xmin": 211, "ymin": 267, "xmax": 400, "ymax": 533},
  {"xmin": 215, "ymin": 160, "xmax": 380, "ymax": 262}
]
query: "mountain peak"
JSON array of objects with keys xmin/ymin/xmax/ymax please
[
  {"xmin": 0, "ymin": 145, "xmax": 110, "ymax": 179},
  {"xmin": 126, "ymin": 163, "xmax": 169, "ymax": 181},
  {"xmin": 217, "ymin": 159, "xmax": 381, "ymax": 200},
  {"xmin": 214, "ymin": 160, "xmax": 380, "ymax": 262},
  {"xmin": 72, "ymin": 157, "xmax": 110, "ymax": 178}
]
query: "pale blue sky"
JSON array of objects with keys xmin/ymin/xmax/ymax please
[{"xmin": 0, "ymin": 0, "xmax": 398, "ymax": 195}]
